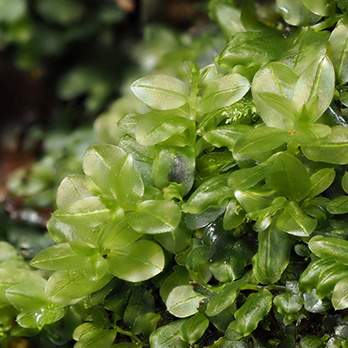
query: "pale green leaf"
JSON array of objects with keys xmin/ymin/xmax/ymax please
[
  {"xmin": 108, "ymin": 240, "xmax": 164, "ymax": 282},
  {"xmin": 46, "ymin": 269, "xmax": 113, "ymax": 306},
  {"xmin": 328, "ymin": 20, "xmax": 348, "ymax": 84},
  {"xmin": 131, "ymin": 75, "xmax": 189, "ymax": 110},
  {"xmin": 293, "ymin": 55, "xmax": 335, "ymax": 121},
  {"xmin": 233, "ymin": 127, "xmax": 291, "ymax": 155},
  {"xmin": 166, "ymin": 285, "xmax": 205, "ymax": 318},
  {"xmin": 127, "ymin": 200, "xmax": 181, "ymax": 234},
  {"xmin": 252, "ymin": 62, "xmax": 299, "ymax": 129},
  {"xmin": 136, "ymin": 112, "xmax": 192, "ymax": 146},
  {"xmin": 302, "ymin": 126, "xmax": 348, "ymax": 164},
  {"xmin": 30, "ymin": 243, "xmax": 88, "ymax": 270},
  {"xmin": 332, "ymin": 277, "xmax": 348, "ymax": 310},
  {"xmin": 197, "ymin": 73, "xmax": 250, "ymax": 113}
]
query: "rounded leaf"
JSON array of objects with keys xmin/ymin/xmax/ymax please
[
  {"xmin": 332, "ymin": 277, "xmax": 348, "ymax": 310},
  {"xmin": 252, "ymin": 62, "xmax": 299, "ymax": 129},
  {"xmin": 127, "ymin": 200, "xmax": 181, "ymax": 234},
  {"xmin": 108, "ymin": 240, "xmax": 164, "ymax": 282},
  {"xmin": 179, "ymin": 313, "xmax": 209, "ymax": 344},
  {"xmin": 293, "ymin": 55, "xmax": 335, "ymax": 121},
  {"xmin": 136, "ymin": 111, "xmax": 192, "ymax": 146},
  {"xmin": 131, "ymin": 74, "xmax": 189, "ymax": 110},
  {"xmin": 166, "ymin": 285, "xmax": 205, "ymax": 318},
  {"xmin": 197, "ymin": 73, "xmax": 250, "ymax": 113}
]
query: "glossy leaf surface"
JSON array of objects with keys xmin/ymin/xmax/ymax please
[
  {"xmin": 127, "ymin": 200, "xmax": 181, "ymax": 234},
  {"xmin": 108, "ymin": 240, "xmax": 164, "ymax": 282},
  {"xmin": 226, "ymin": 289, "xmax": 273, "ymax": 339},
  {"xmin": 253, "ymin": 224, "xmax": 292, "ymax": 284},
  {"xmin": 166, "ymin": 285, "xmax": 205, "ymax": 318},
  {"xmin": 131, "ymin": 75, "xmax": 189, "ymax": 110},
  {"xmin": 197, "ymin": 73, "xmax": 250, "ymax": 113}
]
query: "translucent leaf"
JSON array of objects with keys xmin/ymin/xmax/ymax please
[
  {"xmin": 127, "ymin": 200, "xmax": 181, "ymax": 234},
  {"xmin": 197, "ymin": 73, "xmax": 250, "ymax": 113},
  {"xmin": 179, "ymin": 313, "xmax": 209, "ymax": 344},
  {"xmin": 198, "ymin": 64, "xmax": 218, "ymax": 88},
  {"xmin": 276, "ymin": 201, "xmax": 317, "ymax": 237},
  {"xmin": 281, "ymin": 28, "xmax": 330, "ymax": 75},
  {"xmin": 0, "ymin": 269, "xmax": 46, "ymax": 303},
  {"xmin": 253, "ymin": 224, "xmax": 292, "ymax": 284},
  {"xmin": 149, "ymin": 319, "xmax": 189, "ymax": 348},
  {"xmin": 308, "ymin": 168, "xmax": 336, "ymax": 198},
  {"xmin": 136, "ymin": 111, "xmax": 192, "ymax": 146},
  {"xmin": 233, "ymin": 127, "xmax": 291, "ymax": 155},
  {"xmin": 16, "ymin": 306, "xmax": 65, "ymax": 330},
  {"xmin": 302, "ymin": 0, "xmax": 333, "ymax": 16},
  {"xmin": 82, "ymin": 144, "xmax": 126, "ymax": 196},
  {"xmin": 258, "ymin": 93, "xmax": 299, "ymax": 124},
  {"xmin": 131, "ymin": 74, "xmax": 189, "ymax": 110},
  {"xmin": 110, "ymin": 154, "xmax": 144, "ymax": 205},
  {"xmin": 293, "ymin": 55, "xmax": 335, "ymax": 121},
  {"xmin": 226, "ymin": 289, "xmax": 273, "ymax": 339},
  {"xmin": 332, "ymin": 277, "xmax": 348, "ymax": 310},
  {"xmin": 118, "ymin": 135, "xmax": 155, "ymax": 187},
  {"xmin": 328, "ymin": 21, "xmax": 348, "ymax": 84},
  {"xmin": 302, "ymin": 126, "xmax": 348, "ymax": 164},
  {"xmin": 166, "ymin": 285, "xmax": 205, "ymax": 318},
  {"xmin": 52, "ymin": 197, "xmax": 110, "ymax": 245},
  {"xmin": 269, "ymin": 152, "xmax": 311, "ymax": 201},
  {"xmin": 217, "ymin": 32, "xmax": 287, "ymax": 70},
  {"xmin": 46, "ymin": 269, "xmax": 113, "ymax": 306},
  {"xmin": 30, "ymin": 243, "xmax": 88, "ymax": 270},
  {"xmin": 100, "ymin": 218, "xmax": 143, "ymax": 249},
  {"xmin": 108, "ymin": 240, "xmax": 164, "ymax": 282},
  {"xmin": 160, "ymin": 266, "xmax": 191, "ymax": 303},
  {"xmin": 5, "ymin": 283, "xmax": 47, "ymax": 312},
  {"xmin": 276, "ymin": 0, "xmax": 320, "ymax": 26},
  {"xmin": 56, "ymin": 175, "xmax": 95, "ymax": 208},
  {"xmin": 309, "ymin": 235, "xmax": 348, "ymax": 265}
]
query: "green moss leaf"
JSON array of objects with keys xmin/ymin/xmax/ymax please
[
  {"xmin": 108, "ymin": 240, "xmax": 164, "ymax": 282},
  {"xmin": 253, "ymin": 224, "xmax": 292, "ymax": 284},
  {"xmin": 166, "ymin": 285, "xmax": 205, "ymax": 318},
  {"xmin": 197, "ymin": 73, "xmax": 250, "ymax": 113},
  {"xmin": 127, "ymin": 200, "xmax": 181, "ymax": 234},
  {"xmin": 131, "ymin": 75, "xmax": 189, "ymax": 110}
]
